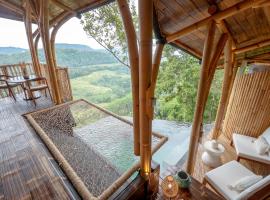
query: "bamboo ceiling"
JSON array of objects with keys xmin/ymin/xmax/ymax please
[
  {"xmin": 153, "ymin": 0, "xmax": 270, "ymax": 64},
  {"xmin": 0, "ymin": 0, "xmax": 270, "ymax": 64},
  {"xmin": 0, "ymin": 0, "xmax": 113, "ymax": 22}
]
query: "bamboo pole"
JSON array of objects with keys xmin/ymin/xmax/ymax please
[
  {"xmin": 34, "ymin": 33, "xmax": 40, "ymax": 59},
  {"xmin": 51, "ymin": 0, "xmax": 76, "ymax": 13},
  {"xmin": 138, "ymin": 0, "xmax": 153, "ymax": 179},
  {"xmin": 167, "ymin": 0, "xmax": 266, "ymax": 42},
  {"xmin": 39, "ymin": 0, "xmax": 61, "ymax": 104},
  {"xmin": 216, "ymin": 20, "xmax": 236, "ymax": 49},
  {"xmin": 147, "ymin": 42, "xmax": 165, "ymax": 119},
  {"xmin": 212, "ymin": 39, "xmax": 234, "ymax": 139},
  {"xmin": 234, "ymin": 39, "xmax": 270, "ymax": 54},
  {"xmin": 117, "ymin": 0, "xmax": 140, "ymax": 156},
  {"xmin": 23, "ymin": 0, "xmax": 41, "ymax": 76},
  {"xmin": 186, "ymin": 21, "xmax": 216, "ymax": 174},
  {"xmin": 200, "ymin": 33, "xmax": 228, "ymax": 137},
  {"xmin": 51, "ymin": 13, "xmax": 74, "ymax": 69},
  {"xmin": 150, "ymin": 42, "xmax": 165, "ymax": 97}
]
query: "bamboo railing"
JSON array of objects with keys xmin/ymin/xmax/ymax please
[
  {"xmin": 0, "ymin": 63, "xmax": 72, "ymax": 102},
  {"xmin": 222, "ymin": 70, "xmax": 270, "ymax": 139}
]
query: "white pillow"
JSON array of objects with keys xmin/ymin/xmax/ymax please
[
  {"xmin": 228, "ymin": 175, "xmax": 263, "ymax": 192},
  {"xmin": 254, "ymin": 136, "xmax": 270, "ymax": 155},
  {"xmin": 262, "ymin": 127, "xmax": 270, "ymax": 144}
]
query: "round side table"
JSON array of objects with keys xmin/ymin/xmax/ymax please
[{"xmin": 202, "ymin": 140, "xmax": 225, "ymax": 168}]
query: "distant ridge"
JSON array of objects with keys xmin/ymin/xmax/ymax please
[
  {"xmin": 0, "ymin": 47, "xmax": 26, "ymax": 55},
  {"xmin": 55, "ymin": 43, "xmax": 93, "ymax": 51},
  {"xmin": 0, "ymin": 43, "xmax": 116, "ymax": 67}
]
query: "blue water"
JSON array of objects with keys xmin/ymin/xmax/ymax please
[
  {"xmin": 152, "ymin": 119, "xmax": 192, "ymax": 172},
  {"xmin": 125, "ymin": 117, "xmax": 192, "ymax": 172}
]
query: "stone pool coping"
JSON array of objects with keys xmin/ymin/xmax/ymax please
[{"xmin": 24, "ymin": 99, "xmax": 168, "ymax": 200}]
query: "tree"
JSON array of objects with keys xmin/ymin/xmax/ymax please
[{"xmin": 81, "ymin": 1, "xmax": 137, "ymax": 68}]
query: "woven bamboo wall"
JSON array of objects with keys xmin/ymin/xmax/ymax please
[
  {"xmin": 40, "ymin": 64, "xmax": 73, "ymax": 102},
  {"xmin": 222, "ymin": 71, "xmax": 270, "ymax": 139}
]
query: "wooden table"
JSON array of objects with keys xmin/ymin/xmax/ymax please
[
  {"xmin": 7, "ymin": 75, "xmax": 41, "ymax": 100},
  {"xmin": 157, "ymin": 176, "xmax": 224, "ymax": 200}
]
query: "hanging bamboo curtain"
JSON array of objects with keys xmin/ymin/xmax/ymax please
[{"xmin": 222, "ymin": 71, "xmax": 270, "ymax": 139}]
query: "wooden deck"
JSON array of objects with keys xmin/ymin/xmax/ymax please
[
  {"xmin": 0, "ymin": 95, "xmax": 80, "ymax": 199},
  {"xmin": 191, "ymin": 134, "xmax": 270, "ymax": 183}
]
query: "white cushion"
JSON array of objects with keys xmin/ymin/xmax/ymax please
[
  {"xmin": 236, "ymin": 175, "xmax": 270, "ymax": 200},
  {"xmin": 262, "ymin": 127, "xmax": 270, "ymax": 144},
  {"xmin": 232, "ymin": 133, "xmax": 270, "ymax": 164},
  {"xmin": 254, "ymin": 136, "xmax": 270, "ymax": 155},
  {"xmin": 228, "ymin": 175, "xmax": 263, "ymax": 192},
  {"xmin": 205, "ymin": 161, "xmax": 255, "ymax": 200}
]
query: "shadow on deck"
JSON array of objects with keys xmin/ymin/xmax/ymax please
[{"xmin": 0, "ymin": 95, "xmax": 80, "ymax": 199}]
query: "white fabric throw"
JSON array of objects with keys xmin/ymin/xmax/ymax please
[{"xmin": 228, "ymin": 175, "xmax": 263, "ymax": 192}]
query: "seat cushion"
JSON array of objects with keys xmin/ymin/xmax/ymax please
[
  {"xmin": 262, "ymin": 127, "xmax": 270, "ymax": 144},
  {"xmin": 205, "ymin": 160, "xmax": 255, "ymax": 200},
  {"xmin": 232, "ymin": 133, "xmax": 270, "ymax": 164}
]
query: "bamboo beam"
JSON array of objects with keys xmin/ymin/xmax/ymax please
[
  {"xmin": 34, "ymin": 33, "xmax": 40, "ymax": 54},
  {"xmin": 234, "ymin": 39, "xmax": 270, "ymax": 54},
  {"xmin": 186, "ymin": 21, "xmax": 216, "ymax": 174},
  {"xmin": 216, "ymin": 20, "xmax": 236, "ymax": 49},
  {"xmin": 212, "ymin": 39, "xmax": 234, "ymax": 139},
  {"xmin": 51, "ymin": 13, "xmax": 75, "ymax": 69},
  {"xmin": 173, "ymin": 40, "xmax": 202, "ymax": 58},
  {"xmin": 149, "ymin": 42, "xmax": 165, "ymax": 99},
  {"xmin": 167, "ymin": 0, "xmax": 266, "ymax": 42},
  {"xmin": 23, "ymin": 0, "xmax": 41, "ymax": 76},
  {"xmin": 245, "ymin": 58, "xmax": 270, "ymax": 64},
  {"xmin": 117, "ymin": 0, "xmax": 140, "ymax": 156},
  {"xmin": 0, "ymin": 0, "xmax": 24, "ymax": 15},
  {"xmin": 147, "ymin": 41, "xmax": 165, "ymax": 120},
  {"xmin": 39, "ymin": 0, "xmax": 61, "ymax": 104},
  {"xmin": 138, "ymin": 0, "xmax": 153, "ymax": 179},
  {"xmin": 200, "ymin": 33, "xmax": 228, "ymax": 131},
  {"xmin": 51, "ymin": 0, "xmax": 76, "ymax": 14}
]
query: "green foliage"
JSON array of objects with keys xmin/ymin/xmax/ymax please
[
  {"xmin": 155, "ymin": 46, "xmax": 200, "ymax": 122},
  {"xmin": 155, "ymin": 45, "xmax": 223, "ymax": 123},
  {"xmin": 71, "ymin": 66, "xmax": 131, "ymax": 104},
  {"xmin": 81, "ymin": 0, "xmax": 137, "ymax": 67}
]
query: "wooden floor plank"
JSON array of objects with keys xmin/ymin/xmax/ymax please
[{"xmin": 0, "ymin": 95, "xmax": 80, "ymax": 200}]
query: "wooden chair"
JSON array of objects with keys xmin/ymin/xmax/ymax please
[
  {"xmin": 0, "ymin": 75, "xmax": 21, "ymax": 101},
  {"xmin": 24, "ymin": 77, "xmax": 52, "ymax": 106}
]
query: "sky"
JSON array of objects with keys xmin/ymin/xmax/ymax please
[{"xmin": 0, "ymin": 17, "xmax": 103, "ymax": 49}]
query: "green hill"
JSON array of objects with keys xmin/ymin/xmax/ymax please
[{"xmin": 0, "ymin": 43, "xmax": 116, "ymax": 67}]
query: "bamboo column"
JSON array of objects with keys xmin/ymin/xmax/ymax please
[
  {"xmin": 50, "ymin": 12, "xmax": 74, "ymax": 69},
  {"xmin": 147, "ymin": 41, "xmax": 165, "ymax": 119},
  {"xmin": 186, "ymin": 21, "xmax": 216, "ymax": 174},
  {"xmin": 202, "ymin": 34, "xmax": 228, "ymax": 113},
  {"xmin": 212, "ymin": 39, "xmax": 234, "ymax": 139},
  {"xmin": 117, "ymin": 0, "xmax": 140, "ymax": 156},
  {"xmin": 23, "ymin": 0, "xmax": 41, "ymax": 76},
  {"xmin": 38, "ymin": 0, "xmax": 62, "ymax": 104},
  {"xmin": 138, "ymin": 0, "xmax": 153, "ymax": 179}
]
